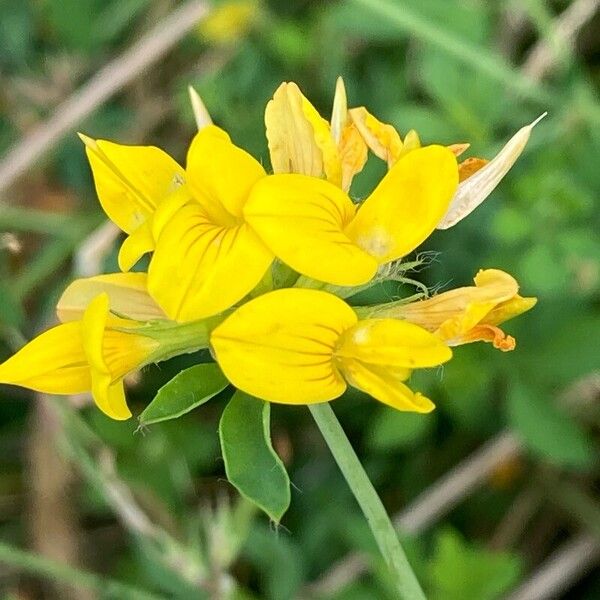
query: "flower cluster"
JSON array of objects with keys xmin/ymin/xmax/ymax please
[{"xmin": 0, "ymin": 79, "xmax": 538, "ymax": 420}]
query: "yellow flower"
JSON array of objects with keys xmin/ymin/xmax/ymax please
[
  {"xmin": 0, "ymin": 294, "xmax": 156, "ymax": 419},
  {"xmin": 243, "ymin": 144, "xmax": 458, "ymax": 286},
  {"xmin": 0, "ymin": 281, "xmax": 217, "ymax": 420},
  {"xmin": 79, "ymin": 133, "xmax": 185, "ymax": 272},
  {"xmin": 368, "ymin": 269, "xmax": 536, "ymax": 351},
  {"xmin": 265, "ymin": 78, "xmax": 368, "ymax": 191},
  {"xmin": 82, "ymin": 125, "xmax": 274, "ymax": 321},
  {"xmin": 147, "ymin": 126, "xmax": 273, "ymax": 321},
  {"xmin": 210, "ymin": 289, "xmax": 452, "ymax": 413}
]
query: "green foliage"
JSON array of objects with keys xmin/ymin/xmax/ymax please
[
  {"xmin": 219, "ymin": 392, "xmax": 291, "ymax": 523},
  {"xmin": 1, "ymin": 0, "xmax": 599, "ymax": 596},
  {"xmin": 367, "ymin": 408, "xmax": 434, "ymax": 451},
  {"xmin": 507, "ymin": 384, "xmax": 596, "ymax": 470},
  {"xmin": 139, "ymin": 363, "xmax": 229, "ymax": 426},
  {"xmin": 427, "ymin": 528, "xmax": 522, "ymax": 600}
]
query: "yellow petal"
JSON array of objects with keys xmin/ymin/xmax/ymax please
[
  {"xmin": 399, "ymin": 129, "xmax": 421, "ymax": 156},
  {"xmin": 82, "ymin": 294, "xmax": 158, "ymax": 420},
  {"xmin": 338, "ymin": 122, "xmax": 368, "ymax": 192},
  {"xmin": 186, "ymin": 125, "xmax": 265, "ymax": 222},
  {"xmin": 266, "ymin": 79, "xmax": 345, "ymax": 186},
  {"xmin": 300, "ymin": 93, "xmax": 342, "ymax": 186},
  {"xmin": 57, "ymin": 272, "xmax": 165, "ymax": 323},
  {"xmin": 118, "ymin": 220, "xmax": 154, "ymax": 272},
  {"xmin": 483, "ymin": 295, "xmax": 537, "ymax": 326},
  {"xmin": 387, "ymin": 269, "xmax": 520, "ymax": 333},
  {"xmin": 336, "ymin": 318, "xmax": 452, "ymax": 369},
  {"xmin": 151, "ymin": 185, "xmax": 193, "ymax": 241},
  {"xmin": 148, "ymin": 202, "xmax": 273, "ymax": 321},
  {"xmin": 211, "ymin": 289, "xmax": 356, "ymax": 403},
  {"xmin": 79, "ymin": 134, "xmax": 184, "ymax": 234},
  {"xmin": 348, "ymin": 107, "xmax": 403, "ymax": 167},
  {"xmin": 265, "ymin": 82, "xmax": 324, "ymax": 178},
  {"xmin": 346, "ymin": 145, "xmax": 458, "ymax": 263},
  {"xmin": 437, "ymin": 114, "xmax": 546, "ymax": 229},
  {"xmin": 0, "ymin": 322, "xmax": 90, "ymax": 394},
  {"xmin": 244, "ymin": 174, "xmax": 378, "ymax": 286},
  {"xmin": 340, "ymin": 359, "xmax": 435, "ymax": 413}
]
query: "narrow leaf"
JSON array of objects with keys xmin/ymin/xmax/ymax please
[
  {"xmin": 139, "ymin": 363, "xmax": 228, "ymax": 426},
  {"xmin": 219, "ymin": 391, "xmax": 291, "ymax": 523}
]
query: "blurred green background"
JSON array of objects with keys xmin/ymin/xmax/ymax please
[{"xmin": 0, "ymin": 0, "xmax": 599, "ymax": 598}]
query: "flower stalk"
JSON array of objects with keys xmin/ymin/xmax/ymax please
[{"xmin": 309, "ymin": 402, "xmax": 426, "ymax": 600}]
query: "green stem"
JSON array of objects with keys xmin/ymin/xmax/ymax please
[
  {"xmin": 0, "ymin": 541, "xmax": 162, "ymax": 600},
  {"xmin": 309, "ymin": 402, "xmax": 426, "ymax": 600}
]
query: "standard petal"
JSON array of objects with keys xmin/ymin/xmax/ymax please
[
  {"xmin": 338, "ymin": 123, "xmax": 368, "ymax": 192},
  {"xmin": 340, "ymin": 359, "xmax": 435, "ymax": 413},
  {"xmin": 346, "ymin": 145, "xmax": 458, "ymax": 263},
  {"xmin": 335, "ymin": 318, "xmax": 452, "ymax": 369},
  {"xmin": 244, "ymin": 174, "xmax": 378, "ymax": 286},
  {"xmin": 348, "ymin": 107, "xmax": 403, "ymax": 167},
  {"xmin": 437, "ymin": 114, "xmax": 546, "ymax": 229},
  {"xmin": 148, "ymin": 202, "xmax": 273, "ymax": 321},
  {"xmin": 186, "ymin": 125, "xmax": 265, "ymax": 221},
  {"xmin": 57, "ymin": 272, "xmax": 165, "ymax": 323},
  {"xmin": 211, "ymin": 289, "xmax": 356, "ymax": 404},
  {"xmin": 80, "ymin": 134, "xmax": 184, "ymax": 234},
  {"xmin": 265, "ymin": 82, "xmax": 324, "ymax": 178},
  {"xmin": 0, "ymin": 322, "xmax": 90, "ymax": 394},
  {"xmin": 300, "ymin": 91, "xmax": 342, "ymax": 186}
]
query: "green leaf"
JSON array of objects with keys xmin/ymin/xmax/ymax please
[
  {"xmin": 507, "ymin": 384, "xmax": 596, "ymax": 470},
  {"xmin": 139, "ymin": 363, "xmax": 228, "ymax": 426},
  {"xmin": 219, "ymin": 392, "xmax": 290, "ymax": 523},
  {"xmin": 428, "ymin": 528, "xmax": 522, "ymax": 600},
  {"xmin": 367, "ymin": 408, "xmax": 433, "ymax": 452}
]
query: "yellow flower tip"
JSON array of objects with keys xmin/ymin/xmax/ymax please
[
  {"xmin": 0, "ymin": 322, "xmax": 91, "ymax": 395},
  {"xmin": 77, "ymin": 132, "xmax": 97, "ymax": 149},
  {"xmin": 188, "ymin": 85, "xmax": 213, "ymax": 131},
  {"xmin": 331, "ymin": 76, "xmax": 348, "ymax": 145},
  {"xmin": 410, "ymin": 392, "xmax": 436, "ymax": 414}
]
